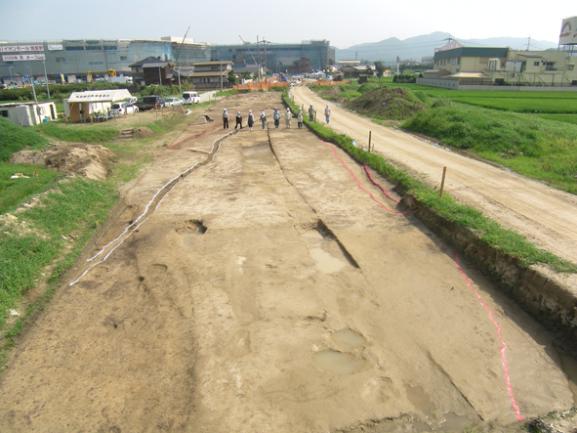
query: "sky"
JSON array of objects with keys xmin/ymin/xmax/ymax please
[{"xmin": 0, "ymin": 0, "xmax": 575, "ymax": 48}]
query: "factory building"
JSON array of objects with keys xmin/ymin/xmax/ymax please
[
  {"xmin": 0, "ymin": 38, "xmax": 335, "ymax": 83},
  {"xmin": 420, "ymin": 17, "xmax": 577, "ymax": 88},
  {"xmin": 211, "ymin": 40, "xmax": 335, "ymax": 73}
]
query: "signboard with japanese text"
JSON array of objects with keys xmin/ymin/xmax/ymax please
[
  {"xmin": 0, "ymin": 44, "xmax": 44, "ymax": 53},
  {"xmin": 2, "ymin": 54, "xmax": 46, "ymax": 62}
]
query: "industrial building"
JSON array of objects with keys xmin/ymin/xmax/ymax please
[
  {"xmin": 0, "ymin": 38, "xmax": 335, "ymax": 83},
  {"xmin": 211, "ymin": 40, "xmax": 335, "ymax": 74},
  {"xmin": 420, "ymin": 17, "xmax": 577, "ymax": 88}
]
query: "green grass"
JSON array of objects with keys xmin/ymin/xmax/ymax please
[
  {"xmin": 283, "ymin": 91, "xmax": 575, "ymax": 273},
  {"xmin": 313, "ymin": 79, "xmax": 577, "ymax": 114},
  {"xmin": 403, "ymin": 104, "xmax": 577, "ymax": 194},
  {"xmin": 0, "ymin": 163, "xmax": 60, "ymax": 214},
  {"xmin": 36, "ymin": 122, "xmax": 118, "ymax": 143},
  {"xmin": 0, "ymin": 117, "xmax": 49, "ymax": 161},
  {"xmin": 0, "ymin": 179, "xmax": 116, "ymax": 328},
  {"xmin": 536, "ymin": 113, "xmax": 577, "ymax": 125}
]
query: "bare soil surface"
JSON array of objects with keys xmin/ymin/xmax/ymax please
[
  {"xmin": 0, "ymin": 93, "xmax": 575, "ymax": 433},
  {"xmin": 292, "ymin": 86, "xmax": 577, "ymax": 267},
  {"xmin": 11, "ymin": 143, "xmax": 114, "ymax": 180}
]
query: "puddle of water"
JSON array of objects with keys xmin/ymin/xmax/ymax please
[
  {"xmin": 310, "ymin": 248, "xmax": 345, "ymax": 274},
  {"xmin": 313, "ymin": 349, "xmax": 368, "ymax": 375},
  {"xmin": 332, "ymin": 328, "xmax": 366, "ymax": 351},
  {"xmin": 405, "ymin": 384, "xmax": 435, "ymax": 414}
]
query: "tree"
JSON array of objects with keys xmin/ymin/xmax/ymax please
[
  {"xmin": 227, "ymin": 70, "xmax": 237, "ymax": 85},
  {"xmin": 374, "ymin": 61, "xmax": 385, "ymax": 78}
]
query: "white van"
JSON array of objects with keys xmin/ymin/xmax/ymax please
[{"xmin": 182, "ymin": 91, "xmax": 200, "ymax": 104}]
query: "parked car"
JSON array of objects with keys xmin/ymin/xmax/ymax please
[
  {"xmin": 111, "ymin": 101, "xmax": 139, "ymax": 117},
  {"xmin": 182, "ymin": 91, "xmax": 200, "ymax": 104},
  {"xmin": 136, "ymin": 95, "xmax": 165, "ymax": 111},
  {"xmin": 164, "ymin": 96, "xmax": 184, "ymax": 107}
]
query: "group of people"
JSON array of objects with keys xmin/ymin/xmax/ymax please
[
  {"xmin": 222, "ymin": 107, "xmax": 303, "ymax": 130},
  {"xmin": 307, "ymin": 104, "xmax": 332, "ymax": 124},
  {"xmin": 222, "ymin": 104, "xmax": 332, "ymax": 131}
]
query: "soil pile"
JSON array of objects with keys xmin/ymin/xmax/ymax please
[
  {"xmin": 347, "ymin": 87, "xmax": 425, "ymax": 120},
  {"xmin": 11, "ymin": 143, "xmax": 114, "ymax": 180}
]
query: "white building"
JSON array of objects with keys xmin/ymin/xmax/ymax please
[
  {"xmin": 64, "ymin": 89, "xmax": 134, "ymax": 122},
  {"xmin": 0, "ymin": 101, "xmax": 58, "ymax": 126}
]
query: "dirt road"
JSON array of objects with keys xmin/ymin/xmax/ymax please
[
  {"xmin": 0, "ymin": 93, "xmax": 575, "ymax": 433},
  {"xmin": 292, "ymin": 86, "xmax": 577, "ymax": 267}
]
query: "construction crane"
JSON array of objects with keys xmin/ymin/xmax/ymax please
[
  {"xmin": 174, "ymin": 25, "xmax": 192, "ymax": 93},
  {"xmin": 238, "ymin": 35, "xmax": 262, "ymax": 81}
]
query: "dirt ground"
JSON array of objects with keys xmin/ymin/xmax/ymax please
[
  {"xmin": 0, "ymin": 93, "xmax": 575, "ymax": 433},
  {"xmin": 292, "ymin": 86, "xmax": 577, "ymax": 269},
  {"xmin": 11, "ymin": 143, "xmax": 115, "ymax": 180}
]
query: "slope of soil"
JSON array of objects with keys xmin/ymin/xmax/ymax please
[
  {"xmin": 11, "ymin": 143, "xmax": 114, "ymax": 180},
  {"xmin": 347, "ymin": 87, "xmax": 425, "ymax": 120}
]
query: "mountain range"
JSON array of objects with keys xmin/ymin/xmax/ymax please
[{"xmin": 336, "ymin": 32, "xmax": 558, "ymax": 63}]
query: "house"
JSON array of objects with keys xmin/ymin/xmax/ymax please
[
  {"xmin": 129, "ymin": 57, "xmax": 174, "ymax": 85},
  {"xmin": 64, "ymin": 89, "xmax": 134, "ymax": 122},
  {"xmin": 186, "ymin": 61, "xmax": 232, "ymax": 89},
  {"xmin": 0, "ymin": 101, "xmax": 58, "ymax": 126}
]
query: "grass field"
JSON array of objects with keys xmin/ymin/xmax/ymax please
[
  {"xmin": 36, "ymin": 123, "xmax": 118, "ymax": 143},
  {"xmin": 403, "ymin": 104, "xmax": 577, "ymax": 194},
  {"xmin": 0, "ymin": 164, "xmax": 60, "ymax": 214},
  {"xmin": 316, "ymin": 79, "xmax": 577, "ymax": 116},
  {"xmin": 0, "ymin": 118, "xmax": 48, "ymax": 161}
]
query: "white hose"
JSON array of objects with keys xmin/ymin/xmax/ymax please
[{"xmin": 69, "ymin": 131, "xmax": 235, "ymax": 287}]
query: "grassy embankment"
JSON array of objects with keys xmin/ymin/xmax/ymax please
[
  {"xmin": 283, "ymin": 91, "xmax": 576, "ymax": 273},
  {"xmin": 311, "ymin": 79, "xmax": 577, "ymax": 195},
  {"xmin": 0, "ymin": 109, "xmax": 195, "ymax": 367}
]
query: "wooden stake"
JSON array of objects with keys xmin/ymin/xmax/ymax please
[
  {"xmin": 439, "ymin": 166, "xmax": 447, "ymax": 197},
  {"xmin": 368, "ymin": 130, "xmax": 372, "ymax": 152}
]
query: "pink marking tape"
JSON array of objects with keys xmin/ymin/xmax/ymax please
[{"xmin": 326, "ymin": 142, "xmax": 524, "ymax": 422}]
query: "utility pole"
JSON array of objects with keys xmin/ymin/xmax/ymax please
[
  {"xmin": 526, "ymin": 37, "xmax": 532, "ymax": 51},
  {"xmin": 42, "ymin": 54, "xmax": 51, "ymax": 99},
  {"xmin": 220, "ymin": 62, "xmax": 223, "ymax": 90},
  {"xmin": 28, "ymin": 65, "xmax": 38, "ymax": 104}
]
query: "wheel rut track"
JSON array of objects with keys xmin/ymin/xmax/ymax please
[{"xmin": 69, "ymin": 130, "xmax": 238, "ymax": 287}]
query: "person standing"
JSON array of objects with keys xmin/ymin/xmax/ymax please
[
  {"xmin": 235, "ymin": 111, "xmax": 243, "ymax": 129},
  {"xmin": 324, "ymin": 104, "xmax": 331, "ymax": 124},
  {"xmin": 247, "ymin": 110, "xmax": 255, "ymax": 131},
  {"xmin": 260, "ymin": 111, "xmax": 267, "ymax": 129},
  {"xmin": 297, "ymin": 110, "xmax": 304, "ymax": 129},
  {"xmin": 273, "ymin": 108, "xmax": 281, "ymax": 129},
  {"xmin": 223, "ymin": 108, "xmax": 229, "ymax": 129},
  {"xmin": 308, "ymin": 104, "xmax": 315, "ymax": 122},
  {"xmin": 285, "ymin": 107, "xmax": 292, "ymax": 128}
]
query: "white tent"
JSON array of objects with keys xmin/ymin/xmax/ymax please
[{"xmin": 65, "ymin": 89, "xmax": 133, "ymax": 122}]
